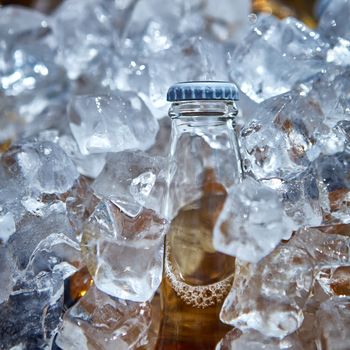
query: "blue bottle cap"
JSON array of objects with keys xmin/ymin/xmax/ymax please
[{"xmin": 167, "ymin": 81, "xmax": 239, "ymax": 102}]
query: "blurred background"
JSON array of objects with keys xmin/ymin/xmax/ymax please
[{"xmin": 0, "ymin": 0, "xmax": 319, "ymax": 27}]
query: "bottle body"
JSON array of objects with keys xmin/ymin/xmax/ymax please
[{"xmin": 156, "ymin": 100, "xmax": 242, "ymax": 349}]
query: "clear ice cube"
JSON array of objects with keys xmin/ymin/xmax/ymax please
[
  {"xmin": 213, "ymin": 177, "xmax": 295, "ymax": 263},
  {"xmin": 56, "ymin": 285, "xmax": 151, "ymax": 350},
  {"xmin": 92, "ymin": 150, "xmax": 166, "ymax": 217},
  {"xmin": 3, "ymin": 140, "xmax": 79, "ymax": 194},
  {"xmin": 239, "ymin": 85, "xmax": 344, "ymax": 180},
  {"xmin": 81, "ymin": 200, "xmax": 167, "ymax": 302}
]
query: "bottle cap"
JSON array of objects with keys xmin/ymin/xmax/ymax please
[{"xmin": 167, "ymin": 81, "xmax": 239, "ymax": 102}]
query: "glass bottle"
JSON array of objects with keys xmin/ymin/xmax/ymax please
[{"xmin": 156, "ymin": 81, "xmax": 242, "ymax": 350}]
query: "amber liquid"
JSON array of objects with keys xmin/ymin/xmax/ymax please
[{"xmin": 156, "ymin": 174, "xmax": 235, "ymax": 349}]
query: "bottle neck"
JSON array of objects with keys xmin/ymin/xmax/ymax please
[
  {"xmin": 164, "ymin": 99, "xmax": 242, "ymax": 220},
  {"xmin": 168, "ymin": 100, "xmax": 238, "ymax": 126}
]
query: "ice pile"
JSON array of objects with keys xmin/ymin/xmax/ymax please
[
  {"xmin": 0, "ymin": 139, "xmax": 83, "ymax": 349},
  {"xmin": 214, "ymin": 1, "xmax": 350, "ymax": 348},
  {"xmin": 56, "ymin": 285, "xmax": 152, "ymax": 350},
  {"xmin": 0, "ymin": 0, "xmax": 350, "ymax": 349}
]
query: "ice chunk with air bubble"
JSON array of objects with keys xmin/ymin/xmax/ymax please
[{"xmin": 124, "ymin": 0, "xmax": 204, "ymax": 55}]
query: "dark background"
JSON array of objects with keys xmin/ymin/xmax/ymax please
[{"xmin": 0, "ymin": 0, "xmax": 318, "ymax": 26}]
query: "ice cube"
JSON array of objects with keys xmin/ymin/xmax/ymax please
[
  {"xmin": 92, "ymin": 151, "xmax": 166, "ymax": 217},
  {"xmin": 81, "ymin": 200, "xmax": 167, "ymax": 302},
  {"xmin": 58, "ymin": 134, "xmax": 106, "ymax": 178},
  {"xmin": 0, "ymin": 247, "xmax": 16, "ymax": 304},
  {"xmin": 298, "ymin": 68, "xmax": 350, "ymax": 129},
  {"xmin": 318, "ymin": 0, "xmax": 350, "ymax": 42},
  {"xmin": 2, "ymin": 140, "xmax": 79, "ymax": 194},
  {"xmin": 203, "ymin": 0, "xmax": 250, "ymax": 41},
  {"xmin": 0, "ymin": 211, "xmax": 16, "ymax": 244},
  {"xmin": 262, "ymin": 171, "xmax": 323, "ymax": 228},
  {"xmin": 0, "ymin": 6, "xmax": 50, "ymax": 49},
  {"xmin": 316, "ymin": 265, "xmax": 350, "ymax": 297},
  {"xmin": 7, "ymin": 202, "xmax": 75, "ymax": 270},
  {"xmin": 51, "ymin": 0, "xmax": 113, "ymax": 80},
  {"xmin": 124, "ymin": 0, "xmax": 204, "ymax": 54},
  {"xmin": 229, "ymin": 15, "xmax": 328, "ymax": 102},
  {"xmin": 56, "ymin": 285, "xmax": 151, "ymax": 350},
  {"xmin": 145, "ymin": 36, "xmax": 229, "ymax": 118},
  {"xmin": 0, "ymin": 273, "xmax": 65, "ymax": 350},
  {"xmin": 25, "ymin": 233, "xmax": 82, "ymax": 276},
  {"xmin": 69, "ymin": 92, "xmax": 158, "ymax": 155},
  {"xmin": 312, "ymin": 151, "xmax": 350, "ymax": 224},
  {"xmin": 213, "ymin": 177, "xmax": 295, "ymax": 263},
  {"xmin": 0, "ymin": 224, "xmax": 82, "ymax": 349},
  {"xmin": 216, "ymin": 328, "xmax": 303, "ymax": 350},
  {"xmin": 0, "ymin": 233, "xmax": 79, "ymax": 350},
  {"xmin": 239, "ymin": 85, "xmax": 341, "ymax": 180},
  {"xmin": 0, "ymin": 140, "xmax": 83, "ymax": 269},
  {"xmin": 0, "ymin": 8, "xmax": 68, "ymax": 141},
  {"xmin": 315, "ymin": 297, "xmax": 350, "ymax": 350}
]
